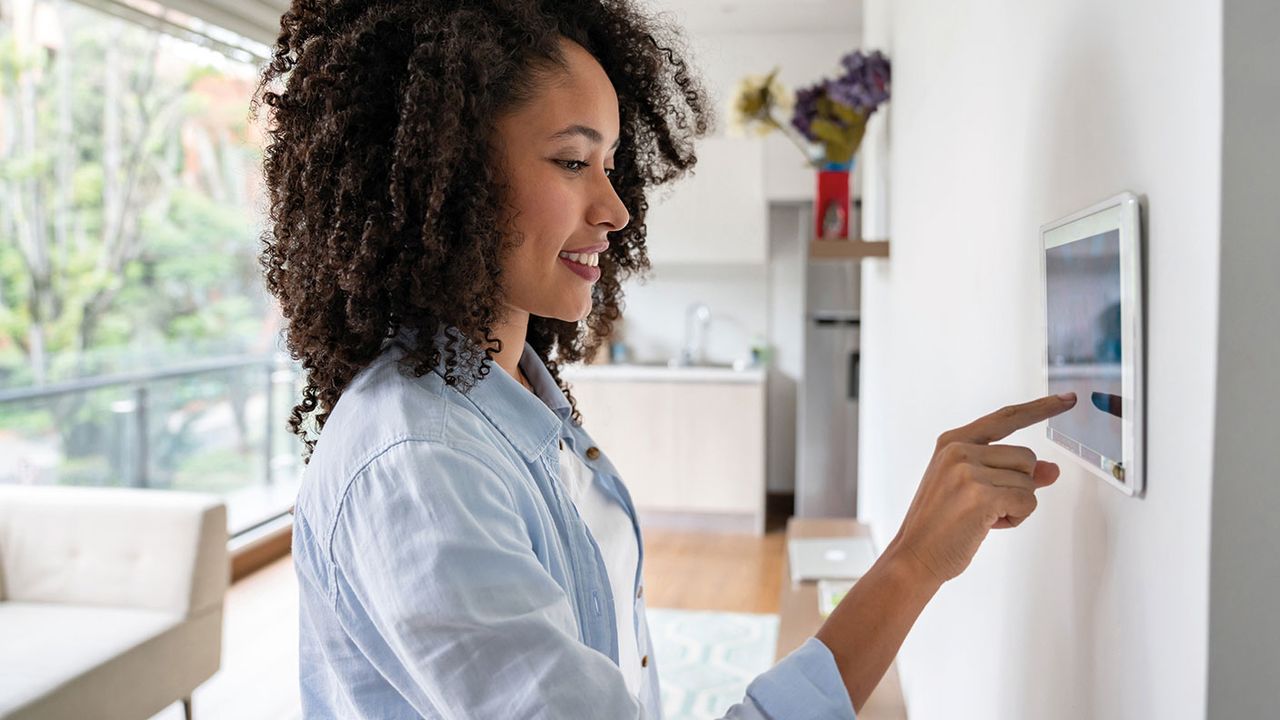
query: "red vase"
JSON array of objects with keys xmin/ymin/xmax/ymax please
[{"xmin": 815, "ymin": 168, "xmax": 852, "ymax": 239}]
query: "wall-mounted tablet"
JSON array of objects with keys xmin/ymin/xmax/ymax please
[{"xmin": 1042, "ymin": 192, "xmax": 1145, "ymax": 497}]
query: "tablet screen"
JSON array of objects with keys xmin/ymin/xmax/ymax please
[{"xmin": 1045, "ymin": 228, "xmax": 1124, "ymax": 474}]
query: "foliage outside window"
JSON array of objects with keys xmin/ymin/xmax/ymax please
[{"xmin": 0, "ymin": 0, "xmax": 293, "ymax": 528}]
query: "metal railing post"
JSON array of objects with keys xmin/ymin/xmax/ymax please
[{"xmin": 134, "ymin": 385, "xmax": 149, "ymax": 488}]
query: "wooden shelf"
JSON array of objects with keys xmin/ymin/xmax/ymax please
[{"xmin": 809, "ymin": 239, "xmax": 891, "ymax": 260}]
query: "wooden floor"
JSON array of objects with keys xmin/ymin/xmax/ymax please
[
  {"xmin": 149, "ymin": 516, "xmax": 789, "ymax": 719},
  {"xmin": 641, "ymin": 523, "xmax": 786, "ymax": 614}
]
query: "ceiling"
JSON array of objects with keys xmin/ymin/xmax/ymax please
[
  {"xmin": 641, "ymin": 0, "xmax": 862, "ymax": 34},
  {"xmin": 111, "ymin": 0, "xmax": 861, "ymax": 61}
]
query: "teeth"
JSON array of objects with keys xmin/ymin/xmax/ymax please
[{"xmin": 560, "ymin": 251, "xmax": 599, "ymax": 267}]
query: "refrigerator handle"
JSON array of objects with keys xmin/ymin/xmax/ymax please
[{"xmin": 848, "ymin": 351, "xmax": 860, "ymax": 400}]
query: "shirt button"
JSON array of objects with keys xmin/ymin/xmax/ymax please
[
  {"xmin": 636, "ymin": 585, "xmax": 643, "ymax": 599},
  {"xmin": 558, "ymin": 439, "xmax": 564, "ymax": 450},
  {"xmin": 585, "ymin": 446, "xmax": 601, "ymax": 460},
  {"xmin": 641, "ymin": 655, "xmax": 649, "ymax": 668}
]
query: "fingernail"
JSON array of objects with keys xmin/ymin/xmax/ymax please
[{"xmin": 1057, "ymin": 392, "xmax": 1077, "ymax": 402}]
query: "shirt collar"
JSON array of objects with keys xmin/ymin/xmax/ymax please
[
  {"xmin": 400, "ymin": 325, "xmax": 570, "ymax": 463},
  {"xmin": 466, "ymin": 342, "xmax": 573, "ymax": 462},
  {"xmin": 518, "ymin": 344, "xmax": 574, "ymax": 422}
]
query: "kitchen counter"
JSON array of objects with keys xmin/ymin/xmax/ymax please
[{"xmin": 561, "ymin": 363, "xmax": 765, "ymax": 384}]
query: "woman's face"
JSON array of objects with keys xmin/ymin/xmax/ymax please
[{"xmin": 491, "ymin": 39, "xmax": 630, "ymax": 325}]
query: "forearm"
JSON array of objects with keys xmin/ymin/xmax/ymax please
[{"xmin": 813, "ymin": 537, "xmax": 941, "ymax": 714}]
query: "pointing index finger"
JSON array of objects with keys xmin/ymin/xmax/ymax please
[{"xmin": 952, "ymin": 393, "xmax": 1077, "ymax": 445}]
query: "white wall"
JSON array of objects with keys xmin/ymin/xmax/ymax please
[
  {"xmin": 766, "ymin": 202, "xmax": 807, "ymax": 494},
  {"xmin": 857, "ymin": 1, "xmax": 1221, "ymax": 718},
  {"xmin": 1206, "ymin": 0, "xmax": 1280, "ymax": 715}
]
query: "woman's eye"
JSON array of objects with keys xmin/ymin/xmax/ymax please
[
  {"xmin": 556, "ymin": 159, "xmax": 616, "ymax": 180},
  {"xmin": 558, "ymin": 159, "xmax": 589, "ymax": 173}
]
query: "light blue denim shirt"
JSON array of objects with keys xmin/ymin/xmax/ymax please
[{"xmin": 292, "ymin": 332, "xmax": 856, "ymax": 719}]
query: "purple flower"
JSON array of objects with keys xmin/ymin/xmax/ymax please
[
  {"xmin": 832, "ymin": 50, "xmax": 891, "ymax": 113},
  {"xmin": 840, "ymin": 51, "xmax": 866, "ymax": 76},
  {"xmin": 787, "ymin": 48, "xmax": 892, "ymax": 163},
  {"xmin": 790, "ymin": 82, "xmax": 825, "ymax": 141}
]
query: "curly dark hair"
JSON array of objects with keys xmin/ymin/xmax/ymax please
[{"xmin": 252, "ymin": 0, "xmax": 712, "ymax": 458}]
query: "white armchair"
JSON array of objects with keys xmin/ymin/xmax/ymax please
[{"xmin": 0, "ymin": 485, "xmax": 228, "ymax": 720}]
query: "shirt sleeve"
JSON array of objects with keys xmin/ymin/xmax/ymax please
[
  {"xmin": 744, "ymin": 637, "xmax": 858, "ymax": 720},
  {"xmin": 327, "ymin": 438, "xmax": 855, "ymax": 720}
]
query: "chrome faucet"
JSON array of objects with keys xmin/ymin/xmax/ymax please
[{"xmin": 676, "ymin": 302, "xmax": 712, "ymax": 366}]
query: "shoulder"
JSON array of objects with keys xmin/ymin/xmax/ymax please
[{"xmin": 294, "ymin": 349, "xmax": 526, "ymax": 555}]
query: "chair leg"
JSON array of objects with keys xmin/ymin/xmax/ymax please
[{"xmin": 182, "ymin": 697, "xmax": 193, "ymax": 720}]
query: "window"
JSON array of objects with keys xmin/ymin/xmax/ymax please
[{"xmin": 0, "ymin": 0, "xmax": 296, "ymax": 535}]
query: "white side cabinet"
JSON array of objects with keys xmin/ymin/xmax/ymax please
[
  {"xmin": 643, "ymin": 136, "xmax": 767, "ymax": 265},
  {"xmin": 567, "ymin": 369, "xmax": 767, "ymax": 535}
]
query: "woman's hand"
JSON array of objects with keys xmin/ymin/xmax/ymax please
[
  {"xmin": 885, "ymin": 392, "xmax": 1078, "ymax": 585},
  {"xmin": 817, "ymin": 393, "xmax": 1077, "ymax": 712}
]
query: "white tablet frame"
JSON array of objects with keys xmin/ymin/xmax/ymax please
[{"xmin": 1041, "ymin": 191, "xmax": 1145, "ymax": 497}]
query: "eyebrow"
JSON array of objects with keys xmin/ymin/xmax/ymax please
[{"xmin": 548, "ymin": 124, "xmax": 621, "ymax": 150}]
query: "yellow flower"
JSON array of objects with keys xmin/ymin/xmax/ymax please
[{"xmin": 728, "ymin": 68, "xmax": 792, "ymax": 138}]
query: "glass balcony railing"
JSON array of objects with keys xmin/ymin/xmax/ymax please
[{"xmin": 0, "ymin": 354, "xmax": 304, "ymax": 537}]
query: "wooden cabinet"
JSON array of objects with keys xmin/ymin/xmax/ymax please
[{"xmin": 568, "ymin": 371, "xmax": 766, "ymax": 534}]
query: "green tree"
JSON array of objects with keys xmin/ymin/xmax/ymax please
[{"xmin": 0, "ymin": 0, "xmax": 273, "ymax": 483}]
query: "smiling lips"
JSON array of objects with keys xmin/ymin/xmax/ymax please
[
  {"xmin": 558, "ymin": 243, "xmax": 606, "ymax": 283},
  {"xmin": 558, "ymin": 250, "xmax": 600, "ymax": 267}
]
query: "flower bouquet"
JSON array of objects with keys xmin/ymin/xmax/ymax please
[{"xmin": 730, "ymin": 50, "xmax": 892, "ymax": 238}]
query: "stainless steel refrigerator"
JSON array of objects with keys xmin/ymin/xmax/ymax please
[{"xmin": 796, "ymin": 258, "xmax": 860, "ymax": 518}]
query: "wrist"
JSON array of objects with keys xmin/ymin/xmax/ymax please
[
  {"xmin": 814, "ymin": 537, "xmax": 943, "ymax": 712},
  {"xmin": 878, "ymin": 543, "xmax": 945, "ymax": 598}
]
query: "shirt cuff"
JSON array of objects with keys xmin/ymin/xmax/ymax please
[{"xmin": 745, "ymin": 636, "xmax": 856, "ymax": 720}]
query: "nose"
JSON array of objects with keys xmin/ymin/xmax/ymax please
[{"xmin": 587, "ymin": 171, "xmax": 630, "ymax": 233}]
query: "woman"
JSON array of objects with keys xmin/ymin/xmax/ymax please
[{"xmin": 255, "ymin": 0, "xmax": 1076, "ymax": 717}]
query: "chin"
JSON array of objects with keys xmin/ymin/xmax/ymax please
[
  {"xmin": 564, "ymin": 307, "xmax": 592, "ymax": 324},
  {"xmin": 557, "ymin": 301, "xmax": 593, "ymax": 324},
  {"xmin": 531, "ymin": 290, "xmax": 594, "ymax": 325}
]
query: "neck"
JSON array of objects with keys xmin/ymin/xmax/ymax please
[{"xmin": 492, "ymin": 307, "xmax": 530, "ymax": 383}]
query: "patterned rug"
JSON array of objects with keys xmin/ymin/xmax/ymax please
[{"xmin": 645, "ymin": 608, "xmax": 780, "ymax": 720}]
